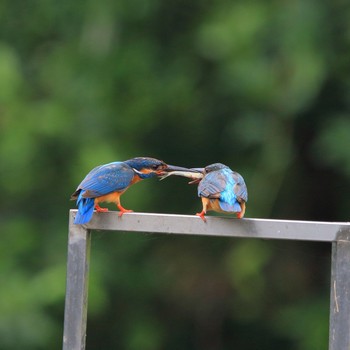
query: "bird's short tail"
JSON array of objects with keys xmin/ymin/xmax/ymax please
[
  {"xmin": 74, "ymin": 192, "xmax": 95, "ymax": 224},
  {"xmin": 219, "ymin": 200, "xmax": 242, "ymax": 213}
]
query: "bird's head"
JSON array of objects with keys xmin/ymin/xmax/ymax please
[
  {"xmin": 204, "ymin": 163, "xmax": 228, "ymax": 174},
  {"xmin": 125, "ymin": 157, "xmax": 169, "ymax": 179}
]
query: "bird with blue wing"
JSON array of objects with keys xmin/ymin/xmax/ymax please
[
  {"xmin": 160, "ymin": 163, "xmax": 248, "ymax": 222},
  {"xmin": 71, "ymin": 157, "xmax": 169, "ymax": 224},
  {"xmin": 195, "ymin": 163, "xmax": 248, "ymax": 222}
]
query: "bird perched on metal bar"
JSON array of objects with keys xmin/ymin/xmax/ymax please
[
  {"xmin": 71, "ymin": 157, "xmax": 170, "ymax": 224},
  {"xmin": 195, "ymin": 163, "xmax": 248, "ymax": 222},
  {"xmin": 161, "ymin": 163, "xmax": 248, "ymax": 222}
]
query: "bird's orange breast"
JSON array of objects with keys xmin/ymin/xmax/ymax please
[
  {"xmin": 95, "ymin": 191, "xmax": 123, "ymax": 204},
  {"xmin": 207, "ymin": 198, "xmax": 246, "ymax": 218},
  {"xmin": 94, "ymin": 175, "xmax": 142, "ymax": 204},
  {"xmin": 130, "ymin": 174, "xmax": 142, "ymax": 185}
]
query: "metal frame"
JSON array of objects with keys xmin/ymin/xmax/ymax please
[{"xmin": 63, "ymin": 209, "xmax": 350, "ymax": 350}]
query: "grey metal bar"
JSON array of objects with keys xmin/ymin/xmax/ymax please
[
  {"xmin": 64, "ymin": 210, "xmax": 350, "ymax": 350},
  {"xmin": 63, "ymin": 213, "xmax": 91, "ymax": 350},
  {"xmin": 329, "ymin": 239, "xmax": 350, "ymax": 350},
  {"xmin": 69, "ymin": 209, "xmax": 350, "ymax": 242}
]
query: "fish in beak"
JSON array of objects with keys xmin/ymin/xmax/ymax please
[{"xmin": 160, "ymin": 165, "xmax": 205, "ymax": 184}]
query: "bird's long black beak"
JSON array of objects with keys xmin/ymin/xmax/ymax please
[
  {"xmin": 189, "ymin": 167, "xmax": 205, "ymax": 173},
  {"xmin": 163, "ymin": 165, "xmax": 204, "ymax": 173}
]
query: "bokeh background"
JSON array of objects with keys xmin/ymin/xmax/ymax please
[{"xmin": 1, "ymin": 0, "xmax": 350, "ymax": 349}]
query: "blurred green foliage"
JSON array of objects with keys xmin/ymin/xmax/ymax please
[{"xmin": 0, "ymin": 0, "xmax": 349, "ymax": 348}]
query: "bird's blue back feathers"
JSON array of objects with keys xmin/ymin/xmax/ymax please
[
  {"xmin": 77, "ymin": 162, "xmax": 134, "ymax": 198},
  {"xmin": 217, "ymin": 169, "xmax": 241, "ymax": 212}
]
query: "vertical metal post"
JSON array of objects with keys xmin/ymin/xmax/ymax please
[
  {"xmin": 63, "ymin": 214, "xmax": 91, "ymax": 350},
  {"xmin": 329, "ymin": 240, "xmax": 350, "ymax": 350}
]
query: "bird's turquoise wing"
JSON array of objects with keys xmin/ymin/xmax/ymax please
[
  {"xmin": 78, "ymin": 162, "xmax": 134, "ymax": 198},
  {"xmin": 198, "ymin": 171, "xmax": 227, "ymax": 198},
  {"xmin": 231, "ymin": 171, "xmax": 248, "ymax": 202}
]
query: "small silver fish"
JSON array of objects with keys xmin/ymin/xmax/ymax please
[
  {"xmin": 160, "ymin": 170, "xmax": 204, "ymax": 181},
  {"xmin": 159, "ymin": 165, "xmax": 204, "ymax": 183}
]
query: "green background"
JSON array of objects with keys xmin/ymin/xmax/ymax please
[{"xmin": 1, "ymin": 0, "xmax": 350, "ymax": 349}]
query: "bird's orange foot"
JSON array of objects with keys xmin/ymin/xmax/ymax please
[
  {"xmin": 118, "ymin": 209, "xmax": 133, "ymax": 217},
  {"xmin": 95, "ymin": 204, "xmax": 109, "ymax": 212},
  {"xmin": 236, "ymin": 211, "xmax": 243, "ymax": 219},
  {"xmin": 117, "ymin": 204, "xmax": 133, "ymax": 217},
  {"xmin": 196, "ymin": 211, "xmax": 207, "ymax": 222}
]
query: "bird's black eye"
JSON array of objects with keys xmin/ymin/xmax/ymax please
[{"xmin": 152, "ymin": 164, "xmax": 159, "ymax": 170}]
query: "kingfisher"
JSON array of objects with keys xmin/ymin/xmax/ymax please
[
  {"xmin": 195, "ymin": 163, "xmax": 248, "ymax": 222},
  {"xmin": 71, "ymin": 157, "xmax": 170, "ymax": 224},
  {"xmin": 161, "ymin": 163, "xmax": 248, "ymax": 222}
]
